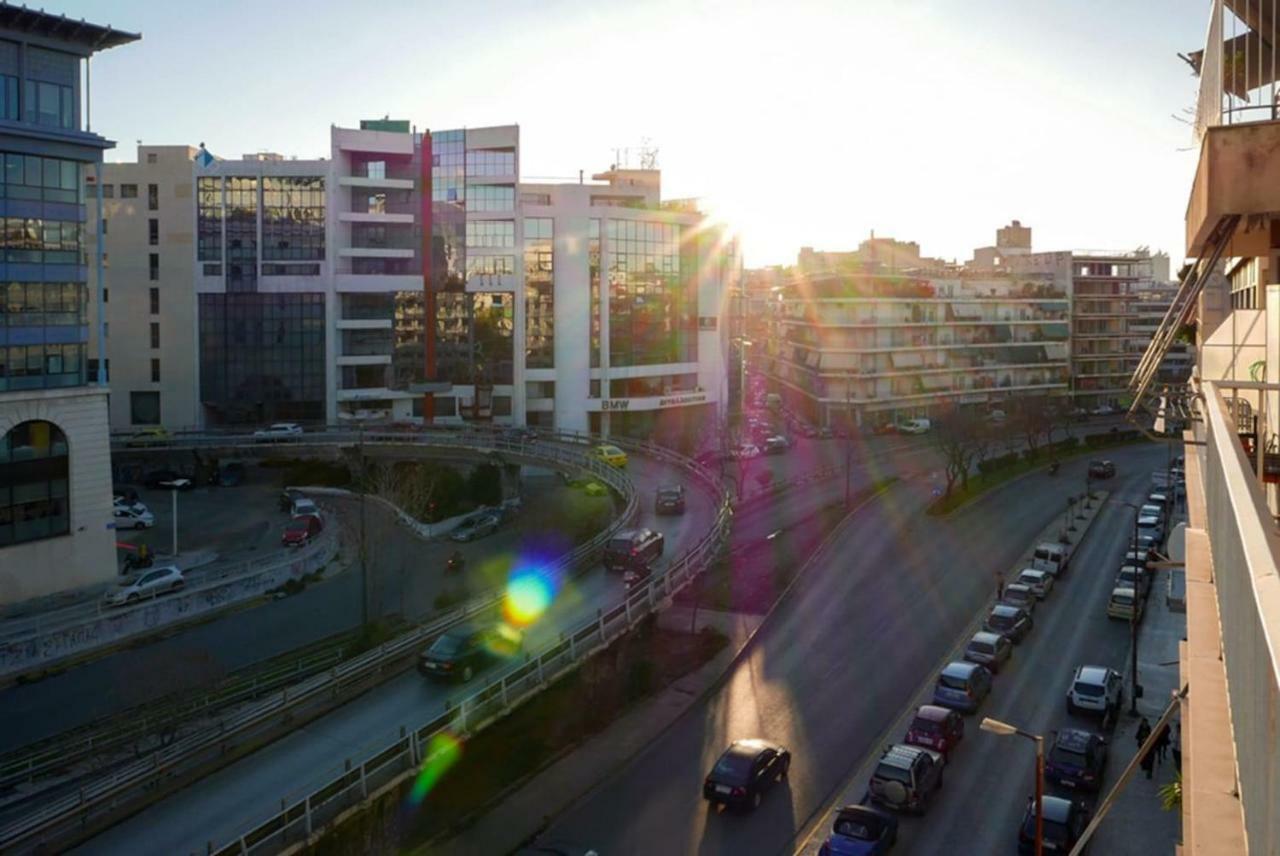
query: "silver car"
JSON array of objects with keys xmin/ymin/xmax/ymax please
[
  {"xmin": 103, "ymin": 566, "xmax": 185, "ymax": 607},
  {"xmin": 963, "ymin": 631, "xmax": 1013, "ymax": 674},
  {"xmin": 1000, "ymin": 582, "xmax": 1037, "ymax": 615}
]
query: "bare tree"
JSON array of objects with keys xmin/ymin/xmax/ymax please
[
  {"xmin": 1046, "ymin": 398, "xmax": 1076, "ymax": 450},
  {"xmin": 932, "ymin": 406, "xmax": 986, "ymax": 496},
  {"xmin": 1010, "ymin": 396, "xmax": 1053, "ymax": 460}
]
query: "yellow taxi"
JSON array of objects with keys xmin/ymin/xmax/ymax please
[{"xmin": 591, "ymin": 443, "xmax": 628, "ymax": 468}]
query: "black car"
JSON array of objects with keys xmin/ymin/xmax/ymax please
[
  {"xmin": 143, "ymin": 469, "xmax": 193, "ymax": 490},
  {"xmin": 1018, "ymin": 795, "xmax": 1089, "ymax": 854},
  {"xmin": 1045, "ymin": 728, "xmax": 1109, "ymax": 792},
  {"xmin": 279, "ymin": 488, "xmax": 305, "ymax": 512},
  {"xmin": 502, "ymin": 426, "xmax": 538, "ymax": 444},
  {"xmin": 866, "ymin": 743, "xmax": 945, "ymax": 814},
  {"xmin": 1087, "ymin": 460, "xmax": 1116, "ymax": 479},
  {"xmin": 703, "ymin": 739, "xmax": 791, "ymax": 811},
  {"xmin": 655, "ymin": 485, "xmax": 686, "ymax": 515},
  {"xmin": 418, "ymin": 623, "xmax": 521, "ymax": 683},
  {"xmin": 602, "ymin": 528, "xmax": 664, "ymax": 572},
  {"xmin": 983, "ymin": 603, "xmax": 1033, "ymax": 644}
]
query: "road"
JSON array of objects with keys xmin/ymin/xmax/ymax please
[
  {"xmin": 0, "ymin": 476, "xmax": 600, "ymax": 752},
  {"xmin": 73, "ymin": 452, "xmax": 715, "ymax": 855},
  {"xmin": 543, "ymin": 445, "xmax": 1168, "ymax": 855}
]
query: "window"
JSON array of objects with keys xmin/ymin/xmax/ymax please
[
  {"xmin": 0, "ymin": 420, "xmax": 70, "ymax": 545},
  {"xmin": 464, "ymin": 149, "xmax": 515, "ymax": 177},
  {"xmin": 102, "ymin": 217, "xmax": 107, "ymax": 235},
  {"xmin": 120, "ymin": 183, "xmax": 138, "ymax": 199},
  {"xmin": 263, "ymin": 176, "xmax": 324, "ymax": 264},
  {"xmin": 102, "ymin": 184, "xmax": 113, "ymax": 198},
  {"xmin": 524, "ymin": 217, "xmax": 554, "ymax": 368},
  {"xmin": 196, "ymin": 176, "xmax": 222, "ymax": 262},
  {"xmin": 466, "ymin": 220, "xmax": 515, "ymax": 248},
  {"xmin": 366, "ymin": 193, "xmax": 386, "ymax": 214},
  {"xmin": 149, "ymin": 253, "xmax": 159, "ymax": 281},
  {"xmin": 102, "ymin": 288, "xmax": 107, "ymax": 303},
  {"xmin": 0, "ymin": 73, "xmax": 16, "ymax": 121},
  {"xmin": 24, "ymin": 79, "xmax": 73, "ymax": 129},
  {"xmin": 148, "ymin": 218, "xmax": 158, "ymax": 245},
  {"xmin": 365, "ymin": 161, "xmax": 386, "ymax": 179},
  {"xmin": 2, "ymin": 153, "xmax": 81, "ymax": 203},
  {"xmin": 149, "ymin": 287, "xmax": 159, "ymax": 315},
  {"xmin": 150, "ymin": 358, "xmax": 160, "ymax": 382},
  {"xmin": 607, "ymin": 218, "xmax": 696, "ymax": 366},
  {"xmin": 130, "ymin": 391, "xmax": 160, "ymax": 425},
  {"xmin": 466, "ymin": 184, "xmax": 515, "ymax": 212},
  {"xmin": 150, "ymin": 322, "xmax": 159, "ymax": 349},
  {"xmin": 146, "ymin": 153, "xmax": 158, "ymax": 165},
  {"xmin": 147, "ymin": 183, "xmax": 158, "ymax": 210}
]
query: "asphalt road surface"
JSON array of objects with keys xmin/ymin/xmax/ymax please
[{"xmin": 544, "ymin": 445, "xmax": 1167, "ymax": 855}]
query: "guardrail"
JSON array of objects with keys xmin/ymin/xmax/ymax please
[{"xmin": 0, "ymin": 429, "xmax": 646, "ymax": 853}]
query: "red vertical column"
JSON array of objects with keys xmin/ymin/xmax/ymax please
[{"xmin": 421, "ymin": 130, "xmax": 435, "ymax": 422}]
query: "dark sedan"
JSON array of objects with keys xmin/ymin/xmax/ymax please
[
  {"xmin": 655, "ymin": 485, "xmax": 686, "ymax": 515},
  {"xmin": 703, "ymin": 739, "xmax": 791, "ymax": 811},
  {"xmin": 819, "ymin": 804, "xmax": 898, "ymax": 856},
  {"xmin": 983, "ymin": 603, "xmax": 1033, "ymax": 644},
  {"xmin": 1018, "ymin": 795, "xmax": 1089, "ymax": 854},
  {"xmin": 1087, "ymin": 459, "xmax": 1116, "ymax": 479}
]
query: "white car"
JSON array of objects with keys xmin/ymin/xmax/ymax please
[
  {"xmin": 898, "ymin": 418, "xmax": 932, "ymax": 434},
  {"xmin": 103, "ymin": 566, "xmax": 185, "ymax": 606},
  {"xmin": 253, "ymin": 422, "xmax": 304, "ymax": 440},
  {"xmin": 290, "ymin": 498, "xmax": 322, "ymax": 521},
  {"xmin": 1066, "ymin": 665, "xmax": 1123, "ymax": 717},
  {"xmin": 112, "ymin": 506, "xmax": 154, "ymax": 530},
  {"xmin": 1016, "ymin": 567, "xmax": 1054, "ymax": 599}
]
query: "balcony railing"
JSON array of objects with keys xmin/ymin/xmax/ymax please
[
  {"xmin": 1199, "ymin": 379, "xmax": 1280, "ymax": 854},
  {"xmin": 1192, "ymin": 0, "xmax": 1280, "ymax": 138}
]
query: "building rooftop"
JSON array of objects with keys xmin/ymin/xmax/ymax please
[{"xmin": 0, "ymin": 2, "xmax": 139, "ymax": 52}]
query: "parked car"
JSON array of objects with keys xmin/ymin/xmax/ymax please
[
  {"xmin": 417, "ymin": 623, "xmax": 522, "ymax": 682},
  {"xmin": 984, "ymin": 603, "xmax": 1033, "ymax": 644},
  {"xmin": 1087, "ymin": 460, "xmax": 1116, "ymax": 479},
  {"xmin": 143, "ymin": 470, "xmax": 193, "ymax": 490},
  {"xmin": 1147, "ymin": 491, "xmax": 1171, "ymax": 510},
  {"xmin": 1115, "ymin": 564, "xmax": 1152, "ymax": 600},
  {"xmin": 763, "ymin": 435, "xmax": 790, "ymax": 455},
  {"xmin": 904, "ymin": 704, "xmax": 965, "ymax": 759},
  {"xmin": 1000, "ymin": 583, "xmax": 1037, "ymax": 615},
  {"xmin": 963, "ymin": 631, "xmax": 1013, "ymax": 674},
  {"xmin": 502, "ymin": 426, "xmax": 538, "ymax": 443},
  {"xmin": 1131, "ymin": 532, "xmax": 1160, "ymax": 555},
  {"xmin": 1016, "ymin": 568, "xmax": 1054, "ymax": 599},
  {"xmin": 290, "ymin": 497, "xmax": 322, "ymax": 520},
  {"xmin": 282, "ymin": 514, "xmax": 323, "ymax": 547},
  {"xmin": 897, "ymin": 418, "xmax": 932, "ymax": 435},
  {"xmin": 1137, "ymin": 515, "xmax": 1164, "ymax": 543},
  {"xmin": 1066, "ymin": 665, "xmax": 1123, "ymax": 718},
  {"xmin": 112, "ymin": 505, "xmax": 154, "ymax": 530},
  {"xmin": 819, "ymin": 805, "xmax": 898, "ymax": 856},
  {"xmin": 253, "ymin": 422, "xmax": 304, "ymax": 440},
  {"xmin": 1124, "ymin": 546, "xmax": 1157, "ymax": 567},
  {"xmin": 589, "ymin": 443, "xmax": 628, "ymax": 468},
  {"xmin": 932, "ymin": 661, "xmax": 992, "ymax": 713},
  {"xmin": 655, "ymin": 485, "xmax": 686, "ymax": 515},
  {"xmin": 702, "ymin": 739, "xmax": 791, "ymax": 811},
  {"xmin": 602, "ymin": 528, "xmax": 664, "ymax": 572},
  {"xmin": 102, "ymin": 566, "xmax": 185, "ymax": 606},
  {"xmin": 1045, "ymin": 728, "xmax": 1109, "ymax": 792},
  {"xmin": 1018, "ymin": 795, "xmax": 1090, "ymax": 855},
  {"xmin": 866, "ymin": 743, "xmax": 945, "ymax": 814},
  {"xmin": 1031, "ymin": 542, "xmax": 1070, "ymax": 578},
  {"xmin": 1106, "ymin": 586, "xmax": 1144, "ymax": 622},
  {"xmin": 450, "ymin": 511, "xmax": 501, "ymax": 542},
  {"xmin": 125, "ymin": 426, "xmax": 171, "ymax": 447}
]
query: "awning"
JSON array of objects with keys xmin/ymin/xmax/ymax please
[
  {"xmin": 1044, "ymin": 342, "xmax": 1069, "ymax": 361},
  {"xmin": 890, "ymin": 352, "xmax": 924, "ymax": 369},
  {"xmin": 921, "ymin": 374, "xmax": 952, "ymax": 390},
  {"xmin": 951, "ymin": 303, "xmax": 982, "ymax": 320}
]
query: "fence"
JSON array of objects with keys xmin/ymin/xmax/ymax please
[{"xmin": 0, "ymin": 428, "xmax": 649, "ymax": 853}]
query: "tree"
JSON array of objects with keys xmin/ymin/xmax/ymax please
[
  {"xmin": 932, "ymin": 406, "xmax": 986, "ymax": 496},
  {"xmin": 1010, "ymin": 396, "xmax": 1053, "ymax": 460},
  {"xmin": 1047, "ymin": 398, "xmax": 1076, "ymax": 448}
]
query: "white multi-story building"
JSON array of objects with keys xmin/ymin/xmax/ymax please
[{"xmin": 186, "ymin": 121, "xmax": 736, "ymax": 447}]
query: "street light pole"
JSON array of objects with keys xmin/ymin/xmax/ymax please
[
  {"xmin": 170, "ymin": 488, "xmax": 178, "ymax": 556},
  {"xmin": 981, "ymin": 717, "xmax": 1044, "ymax": 856}
]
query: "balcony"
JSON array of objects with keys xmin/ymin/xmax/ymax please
[{"xmin": 1186, "ymin": 0, "xmax": 1280, "ymax": 254}]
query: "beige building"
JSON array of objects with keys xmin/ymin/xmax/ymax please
[
  {"xmin": 86, "ymin": 145, "xmax": 199, "ymax": 432},
  {"xmin": 1129, "ymin": 1, "xmax": 1280, "ymax": 852}
]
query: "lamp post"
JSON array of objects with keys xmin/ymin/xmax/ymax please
[{"xmin": 981, "ymin": 716, "xmax": 1044, "ymax": 856}]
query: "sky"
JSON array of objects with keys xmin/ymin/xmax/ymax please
[{"xmin": 69, "ymin": 0, "xmax": 1211, "ymax": 268}]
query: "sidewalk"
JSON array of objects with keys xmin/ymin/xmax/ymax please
[
  {"xmin": 1091, "ymin": 523, "xmax": 1186, "ymax": 853},
  {"xmin": 429, "ymin": 607, "xmax": 762, "ymax": 855}
]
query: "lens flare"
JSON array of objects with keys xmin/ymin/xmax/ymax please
[
  {"xmin": 407, "ymin": 732, "xmax": 462, "ymax": 805},
  {"xmin": 504, "ymin": 569, "xmax": 553, "ymax": 626}
]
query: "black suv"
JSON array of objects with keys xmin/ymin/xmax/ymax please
[
  {"xmin": 1045, "ymin": 728, "xmax": 1109, "ymax": 792},
  {"xmin": 866, "ymin": 743, "xmax": 945, "ymax": 814},
  {"xmin": 418, "ymin": 623, "xmax": 521, "ymax": 683},
  {"xmin": 602, "ymin": 528, "xmax": 664, "ymax": 572},
  {"xmin": 655, "ymin": 485, "xmax": 686, "ymax": 515},
  {"xmin": 1087, "ymin": 460, "xmax": 1116, "ymax": 479}
]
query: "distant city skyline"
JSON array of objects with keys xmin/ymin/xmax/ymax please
[{"xmin": 69, "ymin": 0, "xmax": 1209, "ymax": 268}]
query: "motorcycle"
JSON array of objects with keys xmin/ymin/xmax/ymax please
[
  {"xmin": 446, "ymin": 552, "xmax": 466, "ymax": 574},
  {"xmin": 122, "ymin": 552, "xmax": 153, "ymax": 572}
]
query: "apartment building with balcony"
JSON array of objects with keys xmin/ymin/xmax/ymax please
[
  {"xmin": 0, "ymin": 7, "xmax": 138, "ymax": 604},
  {"xmin": 1126, "ymin": 1, "xmax": 1280, "ymax": 852},
  {"xmin": 764, "ymin": 270, "xmax": 1070, "ymax": 429}
]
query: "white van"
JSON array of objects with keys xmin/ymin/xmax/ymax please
[
  {"xmin": 1031, "ymin": 542, "xmax": 1069, "ymax": 578},
  {"xmin": 898, "ymin": 418, "xmax": 932, "ymax": 435}
]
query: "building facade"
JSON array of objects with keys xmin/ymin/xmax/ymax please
[
  {"xmin": 86, "ymin": 145, "xmax": 199, "ymax": 431},
  {"xmin": 0, "ymin": 8, "xmax": 137, "ymax": 604},
  {"xmin": 186, "ymin": 122, "xmax": 735, "ymax": 446}
]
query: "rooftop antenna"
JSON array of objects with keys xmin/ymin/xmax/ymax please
[{"xmin": 639, "ymin": 137, "xmax": 658, "ymax": 170}]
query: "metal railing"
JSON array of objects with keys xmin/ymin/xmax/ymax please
[
  {"xmin": 1192, "ymin": 0, "xmax": 1280, "ymax": 138},
  {"xmin": 0, "ymin": 428, "xmax": 662, "ymax": 853},
  {"xmin": 1200, "ymin": 381, "xmax": 1280, "ymax": 855}
]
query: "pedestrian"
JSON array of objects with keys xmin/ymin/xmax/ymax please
[
  {"xmin": 1140, "ymin": 745, "xmax": 1156, "ymax": 779},
  {"xmin": 1172, "ymin": 721, "xmax": 1182, "ymax": 772},
  {"xmin": 1135, "ymin": 716, "xmax": 1152, "ymax": 749},
  {"xmin": 995, "ymin": 571, "xmax": 1005, "ymax": 600},
  {"xmin": 1154, "ymin": 721, "xmax": 1171, "ymax": 763}
]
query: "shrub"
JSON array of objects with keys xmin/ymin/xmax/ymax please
[{"xmin": 977, "ymin": 452, "xmax": 1020, "ymax": 475}]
